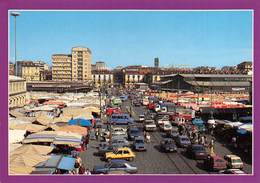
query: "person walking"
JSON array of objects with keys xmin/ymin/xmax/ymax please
[{"xmin": 95, "ymin": 129, "xmax": 99, "ymax": 141}]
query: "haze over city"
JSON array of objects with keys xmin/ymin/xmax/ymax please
[{"xmin": 9, "ymin": 10, "xmax": 253, "ymax": 68}]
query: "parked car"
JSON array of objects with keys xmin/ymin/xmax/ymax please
[
  {"xmin": 186, "ymin": 144, "xmax": 208, "ymax": 160},
  {"xmin": 133, "ymin": 136, "xmax": 146, "ymax": 151},
  {"xmin": 134, "ymin": 101, "xmax": 141, "ymax": 107},
  {"xmin": 166, "ymin": 127, "xmax": 179, "ymax": 139},
  {"xmin": 204, "ymin": 155, "xmax": 227, "ymax": 171},
  {"xmin": 128, "ymin": 126, "xmax": 143, "ymax": 140},
  {"xmin": 105, "ymin": 147, "xmax": 135, "ymax": 161},
  {"xmin": 108, "ymin": 113, "xmax": 134, "ymax": 125},
  {"xmin": 93, "ymin": 159, "xmax": 137, "ymax": 174},
  {"xmin": 137, "ymin": 114, "xmax": 145, "ymax": 123},
  {"xmin": 224, "ymin": 155, "xmax": 243, "ymax": 169},
  {"xmin": 219, "ymin": 169, "xmax": 246, "ymax": 174},
  {"xmin": 111, "ymin": 136, "xmax": 130, "ymax": 147},
  {"xmin": 156, "ymin": 113, "xmax": 170, "ymax": 126},
  {"xmin": 144, "ymin": 119, "xmax": 157, "ymax": 131},
  {"xmin": 111, "ymin": 127, "xmax": 128, "ymax": 139},
  {"xmin": 98, "ymin": 145, "xmax": 117, "ymax": 157},
  {"xmin": 160, "ymin": 138, "xmax": 178, "ymax": 152},
  {"xmin": 160, "ymin": 121, "xmax": 172, "ymax": 132},
  {"xmin": 176, "ymin": 135, "xmax": 191, "ymax": 148}
]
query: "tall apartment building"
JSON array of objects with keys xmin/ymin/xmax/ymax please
[
  {"xmin": 71, "ymin": 47, "xmax": 92, "ymax": 81},
  {"xmin": 52, "ymin": 54, "xmax": 72, "ymax": 81},
  {"xmin": 52, "ymin": 47, "xmax": 92, "ymax": 81}
]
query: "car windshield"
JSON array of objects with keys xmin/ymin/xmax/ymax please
[
  {"xmin": 193, "ymin": 146, "xmax": 204, "ymax": 151},
  {"xmin": 135, "ymin": 139, "xmax": 144, "ymax": 143},
  {"xmin": 232, "ymin": 159, "xmax": 242, "ymax": 163},
  {"xmin": 181, "ymin": 137, "xmax": 189, "ymax": 142}
]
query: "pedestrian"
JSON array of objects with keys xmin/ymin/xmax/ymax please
[
  {"xmin": 145, "ymin": 132, "xmax": 151, "ymax": 143},
  {"xmin": 84, "ymin": 168, "xmax": 91, "ymax": 175},
  {"xmin": 232, "ymin": 136, "xmax": 237, "ymax": 148},
  {"xmin": 201, "ymin": 135, "xmax": 205, "ymax": 146},
  {"xmin": 95, "ymin": 129, "xmax": 99, "ymax": 141},
  {"xmin": 79, "ymin": 165, "xmax": 86, "ymax": 174}
]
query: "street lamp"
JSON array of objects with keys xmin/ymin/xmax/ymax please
[{"xmin": 11, "ymin": 11, "xmax": 20, "ymax": 76}]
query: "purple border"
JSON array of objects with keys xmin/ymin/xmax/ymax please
[{"xmin": 0, "ymin": 0, "xmax": 258, "ymax": 183}]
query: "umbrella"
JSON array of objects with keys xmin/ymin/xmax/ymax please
[
  {"xmin": 68, "ymin": 118, "xmax": 91, "ymax": 127},
  {"xmin": 10, "ymin": 153, "xmax": 50, "ymax": 167},
  {"xmin": 11, "ymin": 145, "xmax": 54, "ymax": 156},
  {"xmin": 10, "ymin": 123, "xmax": 47, "ymax": 133},
  {"xmin": 56, "ymin": 125, "xmax": 87, "ymax": 136},
  {"xmin": 9, "ymin": 165, "xmax": 35, "ymax": 175},
  {"xmin": 9, "ymin": 130, "xmax": 26, "ymax": 143}
]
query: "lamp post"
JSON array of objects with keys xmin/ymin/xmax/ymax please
[{"xmin": 11, "ymin": 12, "xmax": 20, "ymax": 76}]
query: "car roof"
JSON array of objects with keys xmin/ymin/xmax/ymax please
[
  {"xmin": 135, "ymin": 136, "xmax": 145, "ymax": 140},
  {"xmin": 225, "ymin": 154, "xmax": 240, "ymax": 158},
  {"xmin": 117, "ymin": 147, "xmax": 131, "ymax": 150},
  {"xmin": 110, "ymin": 159, "xmax": 128, "ymax": 163}
]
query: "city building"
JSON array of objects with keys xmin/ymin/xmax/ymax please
[
  {"xmin": 9, "ymin": 62, "xmax": 15, "ymax": 75},
  {"xmin": 71, "ymin": 47, "xmax": 92, "ymax": 81},
  {"xmin": 9, "ymin": 75, "xmax": 27, "ymax": 108},
  {"xmin": 52, "ymin": 54, "xmax": 72, "ymax": 81},
  {"xmin": 92, "ymin": 70, "xmax": 114, "ymax": 87},
  {"xmin": 52, "ymin": 47, "xmax": 92, "ymax": 81},
  {"xmin": 154, "ymin": 57, "xmax": 159, "ymax": 68},
  {"xmin": 95, "ymin": 61, "xmax": 107, "ymax": 70},
  {"xmin": 16, "ymin": 61, "xmax": 49, "ymax": 81},
  {"xmin": 237, "ymin": 61, "xmax": 252, "ymax": 75},
  {"xmin": 159, "ymin": 74, "xmax": 252, "ymax": 93}
]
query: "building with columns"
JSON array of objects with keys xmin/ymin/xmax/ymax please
[
  {"xmin": 9, "ymin": 75, "xmax": 27, "ymax": 108},
  {"xmin": 92, "ymin": 70, "xmax": 113, "ymax": 87}
]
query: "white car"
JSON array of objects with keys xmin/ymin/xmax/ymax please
[
  {"xmin": 138, "ymin": 115, "xmax": 145, "ymax": 122},
  {"xmin": 160, "ymin": 121, "xmax": 172, "ymax": 132},
  {"xmin": 144, "ymin": 120, "xmax": 157, "ymax": 131},
  {"xmin": 111, "ymin": 127, "xmax": 128, "ymax": 138}
]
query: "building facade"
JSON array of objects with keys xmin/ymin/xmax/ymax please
[
  {"xmin": 92, "ymin": 70, "xmax": 113, "ymax": 87},
  {"xmin": 9, "ymin": 75, "xmax": 27, "ymax": 108},
  {"xmin": 71, "ymin": 47, "xmax": 92, "ymax": 81},
  {"xmin": 16, "ymin": 61, "xmax": 49, "ymax": 81},
  {"xmin": 52, "ymin": 54, "xmax": 72, "ymax": 81},
  {"xmin": 9, "ymin": 63, "xmax": 15, "ymax": 75},
  {"xmin": 237, "ymin": 61, "xmax": 252, "ymax": 75},
  {"xmin": 52, "ymin": 47, "xmax": 92, "ymax": 81},
  {"xmin": 159, "ymin": 74, "xmax": 252, "ymax": 93}
]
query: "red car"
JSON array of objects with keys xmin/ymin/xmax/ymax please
[
  {"xmin": 147, "ymin": 103, "xmax": 155, "ymax": 110},
  {"xmin": 106, "ymin": 108, "xmax": 122, "ymax": 116},
  {"xmin": 204, "ymin": 155, "xmax": 227, "ymax": 171}
]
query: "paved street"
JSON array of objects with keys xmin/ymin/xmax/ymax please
[{"xmin": 80, "ymin": 97, "xmax": 252, "ymax": 174}]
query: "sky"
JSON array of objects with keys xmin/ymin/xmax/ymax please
[{"xmin": 9, "ymin": 10, "xmax": 253, "ymax": 69}]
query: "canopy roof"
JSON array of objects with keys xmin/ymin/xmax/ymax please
[
  {"xmin": 23, "ymin": 131, "xmax": 82, "ymax": 146},
  {"xmin": 11, "ymin": 144, "xmax": 54, "ymax": 156},
  {"xmin": 10, "ymin": 165, "xmax": 35, "ymax": 175},
  {"xmin": 10, "ymin": 153, "xmax": 50, "ymax": 168},
  {"xmin": 56, "ymin": 125, "xmax": 88, "ymax": 136},
  {"xmin": 9, "ymin": 130, "xmax": 26, "ymax": 144},
  {"xmin": 10, "ymin": 123, "xmax": 47, "ymax": 133},
  {"xmin": 68, "ymin": 118, "xmax": 92, "ymax": 127}
]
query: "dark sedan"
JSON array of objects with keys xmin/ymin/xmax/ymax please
[
  {"xmin": 133, "ymin": 136, "xmax": 146, "ymax": 151},
  {"xmin": 160, "ymin": 138, "xmax": 178, "ymax": 152},
  {"xmin": 92, "ymin": 159, "xmax": 138, "ymax": 174},
  {"xmin": 97, "ymin": 145, "xmax": 117, "ymax": 157},
  {"xmin": 128, "ymin": 127, "xmax": 143, "ymax": 140},
  {"xmin": 186, "ymin": 144, "xmax": 208, "ymax": 160},
  {"xmin": 175, "ymin": 135, "xmax": 191, "ymax": 148}
]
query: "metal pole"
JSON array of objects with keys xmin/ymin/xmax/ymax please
[{"xmin": 14, "ymin": 16, "xmax": 17, "ymax": 76}]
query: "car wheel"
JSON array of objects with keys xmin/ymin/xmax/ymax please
[
  {"xmin": 129, "ymin": 157, "xmax": 134, "ymax": 161},
  {"xmin": 107, "ymin": 158, "xmax": 111, "ymax": 162}
]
